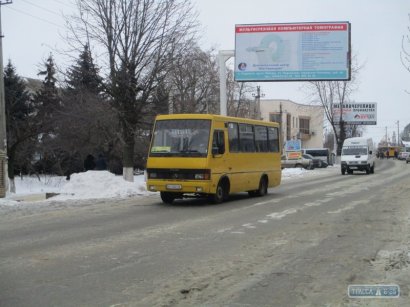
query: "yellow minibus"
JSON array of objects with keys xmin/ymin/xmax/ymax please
[{"xmin": 146, "ymin": 114, "xmax": 281, "ymax": 204}]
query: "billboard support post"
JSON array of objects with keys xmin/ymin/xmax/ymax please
[{"xmin": 218, "ymin": 50, "xmax": 234, "ymax": 116}]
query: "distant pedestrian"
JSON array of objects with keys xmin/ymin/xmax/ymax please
[
  {"xmin": 394, "ymin": 150, "xmax": 398, "ymax": 159},
  {"xmin": 386, "ymin": 151, "xmax": 390, "ymax": 159},
  {"xmin": 84, "ymin": 154, "xmax": 96, "ymax": 171}
]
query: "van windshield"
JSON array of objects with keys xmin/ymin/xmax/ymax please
[
  {"xmin": 150, "ymin": 119, "xmax": 211, "ymax": 157},
  {"xmin": 342, "ymin": 146, "xmax": 368, "ymax": 155}
]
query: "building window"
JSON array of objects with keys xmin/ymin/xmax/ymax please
[
  {"xmin": 299, "ymin": 117, "xmax": 310, "ymax": 135},
  {"xmin": 269, "ymin": 113, "xmax": 281, "ymax": 123}
]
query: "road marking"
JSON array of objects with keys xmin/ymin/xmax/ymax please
[
  {"xmin": 242, "ymin": 223, "xmax": 256, "ymax": 229},
  {"xmin": 257, "ymin": 220, "xmax": 268, "ymax": 224},
  {"xmin": 328, "ymin": 199, "xmax": 370, "ymax": 214},
  {"xmin": 267, "ymin": 208, "xmax": 298, "ymax": 220},
  {"xmin": 217, "ymin": 227, "xmax": 233, "ymax": 233}
]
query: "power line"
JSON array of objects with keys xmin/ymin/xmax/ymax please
[
  {"xmin": 53, "ymin": 0, "xmax": 76, "ymax": 9},
  {"xmin": 20, "ymin": 0, "xmax": 61, "ymax": 16},
  {"xmin": 5, "ymin": 6, "xmax": 64, "ymax": 29}
]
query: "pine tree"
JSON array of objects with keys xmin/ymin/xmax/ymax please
[
  {"xmin": 29, "ymin": 54, "xmax": 62, "ymax": 175},
  {"xmin": 34, "ymin": 54, "xmax": 61, "ymax": 133},
  {"xmin": 4, "ymin": 61, "xmax": 35, "ymax": 189},
  {"xmin": 54, "ymin": 45, "xmax": 116, "ymax": 176},
  {"xmin": 65, "ymin": 44, "xmax": 102, "ymax": 94}
]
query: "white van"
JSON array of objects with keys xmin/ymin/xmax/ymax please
[
  {"xmin": 301, "ymin": 148, "xmax": 333, "ymax": 167},
  {"xmin": 341, "ymin": 137, "xmax": 375, "ymax": 175}
]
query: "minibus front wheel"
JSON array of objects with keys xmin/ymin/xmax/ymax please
[
  {"xmin": 210, "ymin": 178, "xmax": 229, "ymax": 204},
  {"xmin": 160, "ymin": 191, "xmax": 177, "ymax": 204}
]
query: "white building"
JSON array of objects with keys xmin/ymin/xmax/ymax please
[{"xmin": 259, "ymin": 99, "xmax": 324, "ymax": 148}]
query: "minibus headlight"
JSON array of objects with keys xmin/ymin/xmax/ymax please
[
  {"xmin": 194, "ymin": 170, "xmax": 210, "ymax": 180},
  {"xmin": 195, "ymin": 173, "xmax": 205, "ymax": 180}
]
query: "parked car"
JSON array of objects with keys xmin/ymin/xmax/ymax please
[
  {"xmin": 302, "ymin": 153, "xmax": 328, "ymax": 168},
  {"xmin": 398, "ymin": 152, "xmax": 410, "ymax": 160},
  {"xmin": 406, "ymin": 155, "xmax": 410, "ymax": 164},
  {"xmin": 281, "ymin": 155, "xmax": 313, "ymax": 170}
]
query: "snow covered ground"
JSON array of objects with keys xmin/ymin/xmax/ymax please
[{"xmin": 0, "ymin": 166, "xmax": 338, "ymax": 207}]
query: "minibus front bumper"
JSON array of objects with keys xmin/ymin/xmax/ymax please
[{"xmin": 147, "ymin": 179, "xmax": 213, "ymax": 194}]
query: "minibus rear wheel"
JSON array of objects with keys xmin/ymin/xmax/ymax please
[{"xmin": 249, "ymin": 176, "xmax": 268, "ymax": 197}]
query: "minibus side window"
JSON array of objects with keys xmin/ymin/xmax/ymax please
[
  {"xmin": 268, "ymin": 127, "xmax": 280, "ymax": 152},
  {"xmin": 228, "ymin": 123, "xmax": 239, "ymax": 152}
]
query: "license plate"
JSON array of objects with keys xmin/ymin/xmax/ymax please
[
  {"xmin": 166, "ymin": 184, "xmax": 182, "ymax": 190},
  {"xmin": 350, "ymin": 166, "xmax": 357, "ymax": 169}
]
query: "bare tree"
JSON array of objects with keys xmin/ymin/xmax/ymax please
[
  {"xmin": 226, "ymin": 70, "xmax": 255, "ymax": 118},
  {"xmin": 67, "ymin": 0, "xmax": 199, "ymax": 181},
  {"xmin": 168, "ymin": 46, "xmax": 219, "ymax": 114},
  {"xmin": 304, "ymin": 58, "xmax": 362, "ymax": 154}
]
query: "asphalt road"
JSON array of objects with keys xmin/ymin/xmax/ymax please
[{"xmin": 1, "ymin": 159, "xmax": 410, "ymax": 306}]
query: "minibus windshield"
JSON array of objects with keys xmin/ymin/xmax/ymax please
[
  {"xmin": 342, "ymin": 146, "xmax": 368, "ymax": 155},
  {"xmin": 150, "ymin": 119, "xmax": 211, "ymax": 157}
]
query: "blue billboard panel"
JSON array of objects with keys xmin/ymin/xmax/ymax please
[{"xmin": 235, "ymin": 22, "xmax": 351, "ymax": 82}]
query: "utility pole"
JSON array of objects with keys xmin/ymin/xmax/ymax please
[
  {"xmin": 252, "ymin": 85, "xmax": 264, "ymax": 120},
  {"xmin": 397, "ymin": 120, "xmax": 400, "ymax": 146},
  {"xmin": 0, "ymin": 0, "xmax": 11, "ymax": 198},
  {"xmin": 385, "ymin": 126, "xmax": 388, "ymax": 146}
]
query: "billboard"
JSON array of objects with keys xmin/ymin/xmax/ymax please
[
  {"xmin": 234, "ymin": 22, "xmax": 351, "ymax": 82},
  {"xmin": 333, "ymin": 103, "xmax": 377, "ymax": 125},
  {"xmin": 284, "ymin": 139, "xmax": 302, "ymax": 151}
]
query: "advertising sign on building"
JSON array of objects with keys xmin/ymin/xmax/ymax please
[
  {"xmin": 285, "ymin": 139, "xmax": 302, "ymax": 151},
  {"xmin": 234, "ymin": 22, "xmax": 351, "ymax": 82},
  {"xmin": 333, "ymin": 103, "xmax": 377, "ymax": 125}
]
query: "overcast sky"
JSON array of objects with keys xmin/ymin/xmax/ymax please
[{"xmin": 2, "ymin": 0, "xmax": 410, "ymax": 143}]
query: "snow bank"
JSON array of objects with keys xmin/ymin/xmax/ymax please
[{"xmin": 54, "ymin": 171, "xmax": 149, "ymax": 200}]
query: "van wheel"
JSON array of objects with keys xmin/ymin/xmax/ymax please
[
  {"xmin": 341, "ymin": 168, "xmax": 346, "ymax": 175},
  {"xmin": 160, "ymin": 192, "xmax": 175, "ymax": 204},
  {"xmin": 347, "ymin": 170, "xmax": 353, "ymax": 175},
  {"xmin": 370, "ymin": 164, "xmax": 375, "ymax": 174},
  {"xmin": 366, "ymin": 167, "xmax": 370, "ymax": 174}
]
